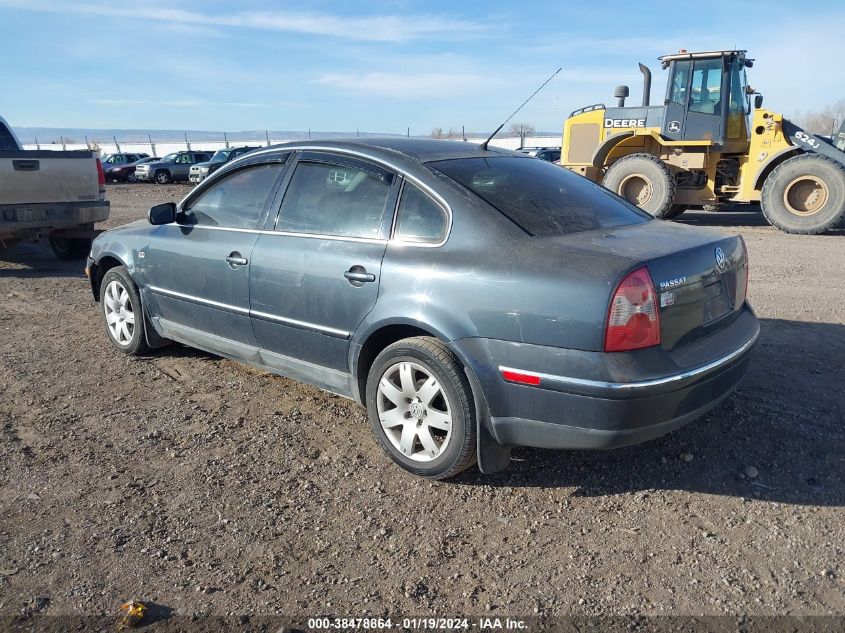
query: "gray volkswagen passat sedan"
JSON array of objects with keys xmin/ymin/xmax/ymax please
[{"xmin": 86, "ymin": 138, "xmax": 759, "ymax": 479}]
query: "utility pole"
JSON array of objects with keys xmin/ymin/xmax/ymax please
[
  {"xmin": 462, "ymin": 125, "xmax": 466, "ymax": 142},
  {"xmin": 407, "ymin": 127, "xmax": 410, "ymax": 138},
  {"xmin": 35, "ymin": 136, "xmax": 40, "ymax": 150},
  {"xmin": 224, "ymin": 131, "xmax": 229, "ymax": 149},
  {"xmin": 148, "ymin": 133, "xmax": 156, "ymax": 157},
  {"xmin": 61, "ymin": 136, "xmax": 66, "ymax": 150},
  {"xmin": 184, "ymin": 133, "xmax": 191, "ymax": 151},
  {"xmin": 113, "ymin": 135, "xmax": 121, "ymax": 152},
  {"xmin": 265, "ymin": 130, "xmax": 271, "ymax": 147}
]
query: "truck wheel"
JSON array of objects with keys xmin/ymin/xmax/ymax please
[
  {"xmin": 48, "ymin": 235, "xmax": 91, "ymax": 261},
  {"xmin": 366, "ymin": 337, "xmax": 476, "ymax": 479},
  {"xmin": 761, "ymin": 154, "xmax": 845, "ymax": 234},
  {"xmin": 99, "ymin": 266, "xmax": 150, "ymax": 355},
  {"xmin": 603, "ymin": 153, "xmax": 677, "ymax": 218},
  {"xmin": 154, "ymin": 170, "xmax": 172, "ymax": 184}
]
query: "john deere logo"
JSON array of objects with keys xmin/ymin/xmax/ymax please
[{"xmin": 668, "ymin": 120, "xmax": 681, "ymax": 133}]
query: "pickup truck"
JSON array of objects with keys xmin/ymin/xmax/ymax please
[
  {"xmin": 134, "ymin": 151, "xmax": 213, "ymax": 184},
  {"xmin": 0, "ymin": 116, "xmax": 109, "ymax": 260}
]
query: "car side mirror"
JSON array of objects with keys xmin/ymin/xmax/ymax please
[
  {"xmin": 754, "ymin": 94, "xmax": 763, "ymax": 109},
  {"xmin": 148, "ymin": 202, "xmax": 176, "ymax": 225}
]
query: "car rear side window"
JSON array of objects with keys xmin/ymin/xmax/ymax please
[
  {"xmin": 430, "ymin": 156, "xmax": 649, "ymax": 236},
  {"xmin": 182, "ymin": 164, "xmax": 284, "ymax": 229},
  {"xmin": 277, "ymin": 162, "xmax": 392, "ymax": 239},
  {"xmin": 0, "ymin": 123, "xmax": 19, "ymax": 150},
  {"xmin": 394, "ymin": 182, "xmax": 447, "ymax": 244}
]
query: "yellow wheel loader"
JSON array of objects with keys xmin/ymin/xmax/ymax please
[{"xmin": 560, "ymin": 50, "xmax": 845, "ymax": 234}]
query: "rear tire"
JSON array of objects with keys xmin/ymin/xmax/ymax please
[
  {"xmin": 154, "ymin": 170, "xmax": 172, "ymax": 185},
  {"xmin": 48, "ymin": 235, "xmax": 91, "ymax": 260},
  {"xmin": 602, "ymin": 153, "xmax": 676, "ymax": 218},
  {"xmin": 99, "ymin": 266, "xmax": 150, "ymax": 356},
  {"xmin": 365, "ymin": 337, "xmax": 476, "ymax": 479},
  {"xmin": 761, "ymin": 154, "xmax": 845, "ymax": 234}
]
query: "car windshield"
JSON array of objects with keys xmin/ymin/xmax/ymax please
[
  {"xmin": 430, "ymin": 156, "xmax": 650, "ymax": 236},
  {"xmin": 210, "ymin": 150, "xmax": 232, "ymax": 163}
]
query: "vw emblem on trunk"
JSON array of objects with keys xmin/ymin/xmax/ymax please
[{"xmin": 715, "ymin": 247, "xmax": 727, "ymax": 270}]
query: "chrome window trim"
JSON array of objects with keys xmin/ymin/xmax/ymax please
[
  {"xmin": 389, "ymin": 178, "xmax": 450, "ymax": 249},
  {"xmin": 169, "ymin": 223, "xmax": 388, "ymax": 245},
  {"xmin": 498, "ymin": 326, "xmax": 759, "ymax": 392},
  {"xmin": 181, "ymin": 144, "xmax": 453, "ymax": 248},
  {"xmin": 149, "ymin": 286, "xmax": 351, "ymax": 338}
]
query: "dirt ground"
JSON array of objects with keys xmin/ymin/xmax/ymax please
[{"xmin": 0, "ymin": 183, "xmax": 843, "ymax": 624}]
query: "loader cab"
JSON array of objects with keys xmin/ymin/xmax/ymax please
[{"xmin": 660, "ymin": 50, "xmax": 752, "ymax": 152}]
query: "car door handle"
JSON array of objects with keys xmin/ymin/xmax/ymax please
[
  {"xmin": 226, "ymin": 252, "xmax": 248, "ymax": 267},
  {"xmin": 344, "ymin": 268, "xmax": 376, "ymax": 284}
]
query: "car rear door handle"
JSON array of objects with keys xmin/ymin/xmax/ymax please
[
  {"xmin": 226, "ymin": 252, "xmax": 248, "ymax": 268},
  {"xmin": 13, "ymin": 160, "xmax": 39, "ymax": 172},
  {"xmin": 344, "ymin": 267, "xmax": 376, "ymax": 284}
]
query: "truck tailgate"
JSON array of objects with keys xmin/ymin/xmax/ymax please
[{"xmin": 0, "ymin": 150, "xmax": 100, "ymax": 205}]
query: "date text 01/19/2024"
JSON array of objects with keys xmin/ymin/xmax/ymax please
[{"xmin": 306, "ymin": 617, "xmax": 529, "ymax": 630}]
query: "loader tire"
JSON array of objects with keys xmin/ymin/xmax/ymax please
[
  {"xmin": 761, "ymin": 154, "xmax": 845, "ymax": 234},
  {"xmin": 665, "ymin": 204, "xmax": 689, "ymax": 219},
  {"xmin": 603, "ymin": 153, "xmax": 676, "ymax": 218}
]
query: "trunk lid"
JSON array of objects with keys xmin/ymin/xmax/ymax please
[{"xmin": 543, "ymin": 221, "xmax": 748, "ymax": 351}]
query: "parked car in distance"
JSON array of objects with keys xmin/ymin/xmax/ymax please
[
  {"xmin": 87, "ymin": 138, "xmax": 759, "ymax": 479},
  {"xmin": 190, "ymin": 146, "xmax": 260, "ymax": 183},
  {"xmin": 104, "ymin": 156, "xmax": 159, "ymax": 183},
  {"xmin": 516, "ymin": 146, "xmax": 561, "ymax": 162},
  {"xmin": 134, "ymin": 151, "xmax": 212, "ymax": 184},
  {"xmin": 102, "ymin": 152, "xmax": 148, "ymax": 167},
  {"xmin": 1, "ymin": 115, "xmax": 109, "ymax": 260}
]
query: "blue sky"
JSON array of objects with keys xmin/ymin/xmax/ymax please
[{"xmin": 1, "ymin": 0, "xmax": 843, "ymax": 134}]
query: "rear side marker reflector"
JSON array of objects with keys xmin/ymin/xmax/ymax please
[{"xmin": 501, "ymin": 369, "xmax": 541, "ymax": 385}]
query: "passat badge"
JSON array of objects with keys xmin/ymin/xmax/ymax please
[{"xmin": 715, "ymin": 247, "xmax": 727, "ymax": 270}]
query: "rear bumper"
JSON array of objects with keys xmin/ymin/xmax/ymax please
[
  {"xmin": 134, "ymin": 171, "xmax": 154, "ymax": 181},
  {"xmin": 452, "ymin": 304, "xmax": 759, "ymax": 450},
  {"xmin": 0, "ymin": 201, "xmax": 109, "ymax": 239}
]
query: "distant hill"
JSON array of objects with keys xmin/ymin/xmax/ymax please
[{"xmin": 12, "ymin": 126, "xmax": 561, "ymax": 145}]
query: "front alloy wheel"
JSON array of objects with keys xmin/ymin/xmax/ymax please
[
  {"xmin": 99, "ymin": 266, "xmax": 149, "ymax": 355},
  {"xmin": 104, "ymin": 280, "xmax": 136, "ymax": 346},
  {"xmin": 366, "ymin": 337, "xmax": 476, "ymax": 479}
]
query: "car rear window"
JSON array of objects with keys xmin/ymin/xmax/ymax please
[
  {"xmin": 0, "ymin": 123, "xmax": 20, "ymax": 150},
  {"xmin": 429, "ymin": 156, "xmax": 649, "ymax": 236}
]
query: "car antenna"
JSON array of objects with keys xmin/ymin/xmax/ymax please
[{"xmin": 479, "ymin": 67, "xmax": 562, "ymax": 151}]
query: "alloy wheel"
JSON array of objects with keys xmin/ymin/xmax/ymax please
[
  {"xmin": 103, "ymin": 280, "xmax": 135, "ymax": 345},
  {"xmin": 376, "ymin": 361, "xmax": 453, "ymax": 462}
]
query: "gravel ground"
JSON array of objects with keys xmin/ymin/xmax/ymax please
[{"xmin": 0, "ymin": 183, "xmax": 843, "ymax": 623}]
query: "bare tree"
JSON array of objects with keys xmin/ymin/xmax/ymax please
[
  {"xmin": 430, "ymin": 127, "xmax": 445, "ymax": 139},
  {"xmin": 792, "ymin": 99, "xmax": 845, "ymax": 135},
  {"xmin": 508, "ymin": 122, "xmax": 535, "ymax": 146}
]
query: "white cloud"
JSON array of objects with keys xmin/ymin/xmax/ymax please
[
  {"xmin": 311, "ymin": 72, "xmax": 499, "ymax": 99},
  {"xmin": 0, "ymin": 0, "xmax": 489, "ymax": 42}
]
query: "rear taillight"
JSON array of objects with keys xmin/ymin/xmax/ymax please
[
  {"xmin": 605, "ymin": 266, "xmax": 660, "ymax": 352},
  {"xmin": 96, "ymin": 158, "xmax": 105, "ymax": 186}
]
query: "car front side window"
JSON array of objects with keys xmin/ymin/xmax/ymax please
[
  {"xmin": 181, "ymin": 163, "xmax": 284, "ymax": 229},
  {"xmin": 393, "ymin": 182, "xmax": 447, "ymax": 244},
  {"xmin": 277, "ymin": 161, "xmax": 392, "ymax": 239}
]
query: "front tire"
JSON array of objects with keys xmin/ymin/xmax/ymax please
[
  {"xmin": 48, "ymin": 235, "xmax": 91, "ymax": 260},
  {"xmin": 603, "ymin": 153, "xmax": 677, "ymax": 218},
  {"xmin": 761, "ymin": 154, "xmax": 845, "ymax": 234},
  {"xmin": 99, "ymin": 266, "xmax": 149, "ymax": 355},
  {"xmin": 154, "ymin": 170, "xmax": 172, "ymax": 185},
  {"xmin": 366, "ymin": 337, "xmax": 476, "ymax": 479}
]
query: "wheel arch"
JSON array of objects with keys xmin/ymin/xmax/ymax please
[
  {"xmin": 89, "ymin": 253, "xmax": 128, "ymax": 301},
  {"xmin": 590, "ymin": 131, "xmax": 635, "ymax": 167},
  {"xmin": 754, "ymin": 146, "xmax": 803, "ymax": 191},
  {"xmin": 351, "ymin": 320, "xmax": 447, "ymax": 405}
]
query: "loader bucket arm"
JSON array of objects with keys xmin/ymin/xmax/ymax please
[{"xmin": 782, "ymin": 119, "xmax": 845, "ymax": 167}]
